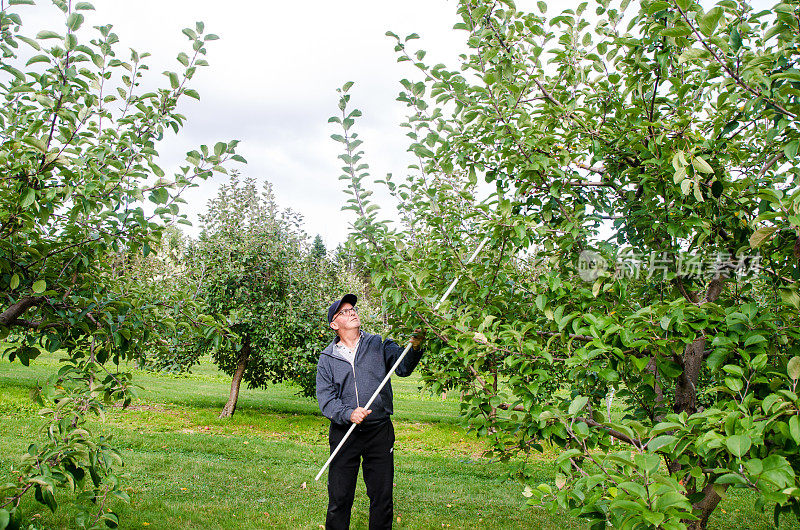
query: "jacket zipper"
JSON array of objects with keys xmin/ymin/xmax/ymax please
[
  {"xmin": 351, "ymin": 336, "xmax": 362, "ymax": 407},
  {"xmin": 331, "ymin": 334, "xmax": 362, "ymax": 409},
  {"xmin": 352, "ymin": 337, "xmax": 361, "ymax": 407},
  {"xmin": 351, "ymin": 363, "xmax": 360, "ymax": 407}
]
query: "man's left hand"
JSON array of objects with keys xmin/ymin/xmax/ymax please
[{"xmin": 410, "ymin": 328, "xmax": 426, "ymax": 350}]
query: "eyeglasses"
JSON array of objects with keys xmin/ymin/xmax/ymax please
[{"xmin": 336, "ymin": 307, "xmax": 358, "ymax": 319}]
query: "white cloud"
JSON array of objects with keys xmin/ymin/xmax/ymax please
[
  {"xmin": 22, "ymin": 0, "xmax": 768, "ymax": 246},
  {"xmin": 18, "ymin": 0, "xmax": 478, "ymax": 246}
]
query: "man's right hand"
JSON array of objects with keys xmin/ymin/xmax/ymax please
[{"xmin": 350, "ymin": 407, "xmax": 372, "ymax": 424}]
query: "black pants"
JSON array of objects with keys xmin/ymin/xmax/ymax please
[{"xmin": 326, "ymin": 419, "xmax": 394, "ymax": 530}]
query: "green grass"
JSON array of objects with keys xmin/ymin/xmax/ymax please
[{"xmin": 0, "ymin": 351, "xmax": 790, "ymax": 529}]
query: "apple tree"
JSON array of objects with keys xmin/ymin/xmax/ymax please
[
  {"xmin": 0, "ymin": 1, "xmax": 239, "ymax": 527},
  {"xmin": 334, "ymin": 0, "xmax": 800, "ymax": 528},
  {"xmin": 189, "ymin": 176, "xmax": 375, "ymax": 417}
]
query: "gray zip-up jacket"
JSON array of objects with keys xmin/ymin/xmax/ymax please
[{"xmin": 316, "ymin": 331, "xmax": 423, "ymax": 425}]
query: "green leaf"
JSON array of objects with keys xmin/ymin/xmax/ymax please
[
  {"xmin": 647, "ymin": 1, "xmax": 670, "ymax": 13},
  {"xmin": 0, "ymin": 508, "xmax": 8, "ymax": 528},
  {"xmin": 647, "ymin": 435, "xmax": 676, "ymax": 452},
  {"xmin": 698, "ymin": 7, "xmax": 723, "ymax": 37},
  {"xmin": 789, "ymin": 415, "xmax": 800, "ymax": 445},
  {"xmin": 66, "ymin": 13, "xmax": 84, "ymax": 32},
  {"xmin": 26, "ymin": 55, "xmax": 51, "ymax": 66},
  {"xmin": 22, "ymin": 137, "xmax": 46, "ymax": 154},
  {"xmin": 725, "ymin": 377, "xmax": 743, "ymax": 392},
  {"xmin": 679, "ymin": 47, "xmax": 709, "ymax": 63},
  {"xmin": 36, "ymin": 30, "xmax": 62, "ymax": 40},
  {"xmin": 692, "ymin": 156, "xmax": 714, "ymax": 173},
  {"xmin": 632, "ymin": 356, "xmax": 649, "ymax": 372},
  {"xmin": 744, "ymin": 459, "xmax": 763, "ymax": 476},
  {"xmin": 535, "ymin": 294, "xmax": 547, "ymax": 311},
  {"xmin": 16, "ymin": 35, "xmax": 41, "ymax": 50},
  {"xmin": 744, "ymin": 335, "xmax": 766, "ymax": 347},
  {"xmin": 716, "ymin": 473, "xmax": 748, "ymax": 485},
  {"xmin": 749, "ymin": 226, "xmax": 777, "ymax": 248},
  {"xmin": 784, "ymin": 140, "xmax": 799, "ymax": 160},
  {"xmin": 9, "ymin": 0, "xmax": 35, "ymax": 4},
  {"xmin": 32, "ymin": 280, "xmax": 46, "ymax": 293},
  {"xmin": 752, "ymin": 353, "xmax": 768, "ymax": 371},
  {"xmin": 780, "ymin": 288, "xmax": 800, "ymax": 310},
  {"xmin": 654, "ymin": 490, "xmax": 691, "ymax": 511},
  {"xmin": 1, "ymin": 63, "xmax": 24, "ymax": 82},
  {"xmin": 21, "ymin": 188, "xmax": 36, "ymax": 208},
  {"xmin": 693, "ymin": 181, "xmax": 704, "ymax": 202},
  {"xmin": 150, "ymin": 188, "xmax": 169, "ymax": 204},
  {"xmin": 101, "ymin": 511, "xmax": 118, "ymax": 528},
  {"xmin": 772, "ymin": 71, "xmax": 800, "ymax": 83},
  {"xmin": 730, "ymin": 25, "xmax": 742, "ymax": 51},
  {"xmin": 184, "ymin": 88, "xmax": 200, "ymax": 100},
  {"xmin": 618, "ymin": 481, "xmax": 647, "ymax": 499},
  {"xmin": 42, "ymin": 487, "xmax": 57, "ymax": 513},
  {"xmin": 569, "ymin": 395, "xmax": 588, "ymax": 415},
  {"xmin": 75, "ymin": 2, "xmax": 95, "ymax": 10},
  {"xmin": 788, "ymin": 356, "xmax": 800, "ymax": 381},
  {"xmin": 726, "ymin": 434, "xmax": 752, "ymax": 458},
  {"xmin": 660, "ymin": 26, "xmax": 692, "ymax": 37},
  {"xmin": 761, "ymin": 455, "xmax": 794, "ymax": 489},
  {"xmin": 673, "ymin": 166, "xmax": 687, "ymax": 184},
  {"xmin": 10, "ymin": 274, "xmax": 20, "ymax": 290}
]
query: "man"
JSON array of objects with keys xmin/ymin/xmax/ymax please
[{"xmin": 316, "ymin": 293, "xmax": 425, "ymax": 530}]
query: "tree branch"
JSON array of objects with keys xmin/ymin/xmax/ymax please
[
  {"xmin": 672, "ymin": 1, "xmax": 797, "ymax": 119},
  {"xmin": 702, "ymin": 277, "xmax": 724, "ymax": 304},
  {"xmin": 674, "ymin": 276, "xmax": 699, "ymax": 304},
  {"xmin": 537, "ymin": 330, "xmax": 594, "ymax": 342},
  {"xmin": 758, "ymin": 153, "xmax": 783, "ymax": 178},
  {"xmin": 11, "ymin": 319, "xmax": 63, "ymax": 330},
  {"xmin": 576, "ymin": 416, "xmax": 644, "ymax": 448},
  {"xmin": 0, "ymin": 296, "xmax": 46, "ymax": 326},
  {"xmin": 565, "ymin": 181, "xmax": 617, "ymax": 188},
  {"xmin": 571, "ymin": 161, "xmax": 606, "ymax": 175}
]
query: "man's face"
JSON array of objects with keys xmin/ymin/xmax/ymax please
[{"xmin": 330, "ymin": 302, "xmax": 360, "ymax": 334}]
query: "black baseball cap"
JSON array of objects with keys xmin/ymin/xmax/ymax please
[{"xmin": 327, "ymin": 294, "xmax": 357, "ymax": 324}]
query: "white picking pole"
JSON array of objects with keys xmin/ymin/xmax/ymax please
[{"xmin": 315, "ymin": 236, "xmax": 489, "ymax": 481}]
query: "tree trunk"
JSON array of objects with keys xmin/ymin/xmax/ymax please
[
  {"xmin": 0, "ymin": 296, "xmax": 45, "ymax": 326},
  {"xmin": 647, "ymin": 354, "xmax": 666, "ymax": 422},
  {"xmin": 686, "ymin": 483, "xmax": 726, "ymax": 530},
  {"xmin": 219, "ymin": 335, "xmax": 251, "ymax": 418},
  {"xmin": 676, "ymin": 278, "xmax": 726, "ymax": 528},
  {"xmin": 674, "ymin": 277, "xmax": 724, "ymax": 416},
  {"xmin": 673, "ymin": 336, "xmax": 705, "ymax": 415}
]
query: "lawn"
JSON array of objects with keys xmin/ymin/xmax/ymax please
[{"xmin": 0, "ymin": 351, "xmax": 789, "ymax": 529}]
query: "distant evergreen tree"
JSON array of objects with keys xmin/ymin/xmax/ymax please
[{"xmin": 311, "ymin": 234, "xmax": 327, "ymax": 261}]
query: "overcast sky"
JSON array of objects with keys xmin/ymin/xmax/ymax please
[
  {"xmin": 19, "ymin": 0, "xmax": 763, "ymax": 248},
  {"xmin": 20, "ymin": 0, "xmax": 520, "ymax": 248}
]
